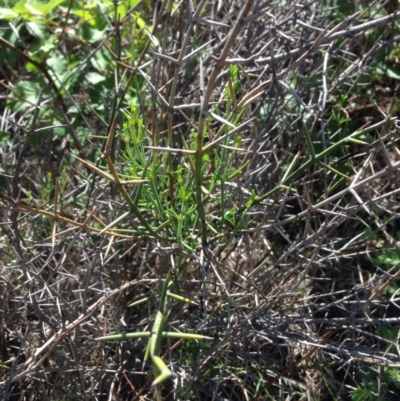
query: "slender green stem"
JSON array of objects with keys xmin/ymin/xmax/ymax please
[
  {"xmin": 101, "ymin": 273, "xmax": 212, "ymax": 385},
  {"xmin": 195, "ymin": 0, "xmax": 255, "ymax": 247}
]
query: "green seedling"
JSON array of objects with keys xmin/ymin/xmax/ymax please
[{"xmin": 98, "ymin": 273, "xmax": 212, "ymax": 390}]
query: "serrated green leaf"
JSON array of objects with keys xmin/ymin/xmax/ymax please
[
  {"xmin": 46, "ymin": 51, "xmax": 67, "ymax": 75},
  {"xmin": 352, "ymin": 388, "xmax": 372, "ymax": 401}
]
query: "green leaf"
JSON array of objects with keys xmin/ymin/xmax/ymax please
[
  {"xmin": 376, "ymin": 63, "xmax": 400, "ymax": 80},
  {"xmin": 352, "ymin": 388, "xmax": 372, "ymax": 401},
  {"xmin": 30, "ymin": 0, "xmax": 64, "ymax": 15},
  {"xmin": 13, "ymin": 0, "xmax": 34, "ymax": 16},
  {"xmin": 134, "ymin": 11, "xmax": 147, "ymax": 30},
  {"xmin": 387, "ymin": 67, "xmax": 400, "ymax": 80},
  {"xmin": 26, "ymin": 20, "xmax": 46, "ymax": 38},
  {"xmin": 0, "ymin": 7, "xmax": 18, "ymax": 18},
  {"xmin": 229, "ymin": 64, "xmax": 238, "ymax": 79},
  {"xmin": 72, "ymin": 9, "xmax": 96, "ymax": 26},
  {"xmin": 46, "ymin": 51, "xmax": 67, "ymax": 75},
  {"xmin": 387, "ymin": 368, "xmax": 400, "ymax": 389},
  {"xmin": 87, "ymin": 27, "xmax": 108, "ymax": 44},
  {"xmin": 85, "ymin": 72, "xmax": 106, "ymax": 85},
  {"xmin": 40, "ymin": 36, "xmax": 56, "ymax": 53},
  {"xmin": 377, "ymin": 325, "xmax": 397, "ymax": 343},
  {"xmin": 6, "ymin": 80, "xmax": 42, "ymax": 112},
  {"xmin": 128, "ymin": 0, "xmax": 143, "ymax": 8},
  {"xmin": 227, "ymin": 160, "xmax": 249, "ymax": 180},
  {"xmin": 386, "ymin": 281, "xmax": 399, "ymax": 295},
  {"xmin": 178, "ymin": 186, "xmax": 187, "ymax": 201},
  {"xmin": 0, "ymin": 131, "xmax": 12, "ymax": 146},
  {"xmin": 370, "ymin": 243, "xmax": 400, "ymax": 269},
  {"xmin": 246, "ymin": 190, "xmax": 258, "ymax": 208},
  {"xmin": 91, "ymin": 50, "xmax": 111, "ymax": 72}
]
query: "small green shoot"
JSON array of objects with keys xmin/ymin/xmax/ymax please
[{"xmin": 98, "ymin": 274, "xmax": 212, "ymax": 387}]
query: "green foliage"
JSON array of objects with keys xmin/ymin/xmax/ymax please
[
  {"xmin": 100, "ymin": 274, "xmax": 212, "ymax": 387},
  {"xmin": 352, "ymin": 387, "xmax": 376, "ymax": 401},
  {"xmin": 353, "ymin": 363, "xmax": 400, "ymax": 400},
  {"xmin": 7, "ymin": 80, "xmax": 42, "ymax": 113},
  {"xmin": 369, "ymin": 242, "xmax": 400, "ymax": 270},
  {"xmin": 113, "ymin": 95, "xmax": 251, "ymax": 250},
  {"xmin": 2, "ymin": 0, "xmax": 150, "ymax": 141},
  {"xmin": 178, "ymin": 337, "xmax": 204, "ymax": 367}
]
